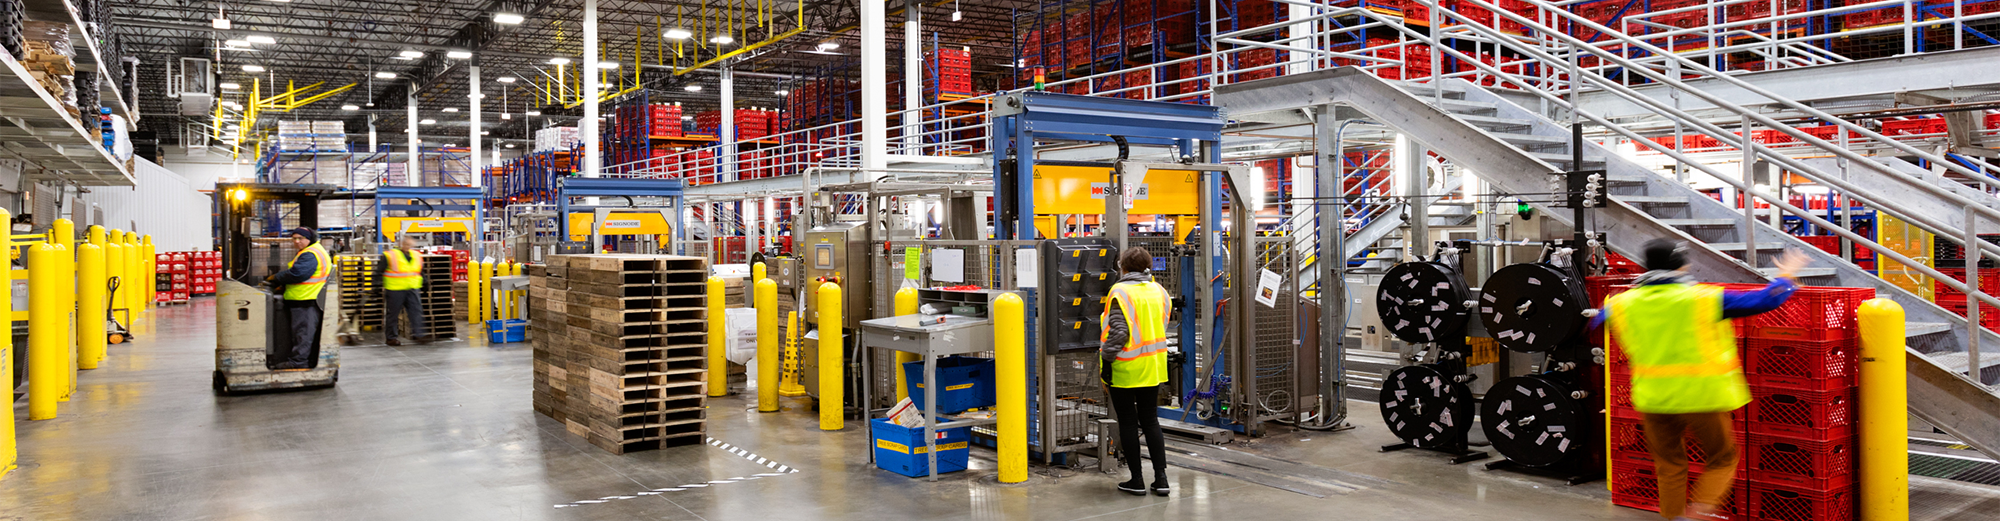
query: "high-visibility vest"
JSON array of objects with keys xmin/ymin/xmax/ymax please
[
  {"xmin": 1606, "ymin": 283, "xmax": 1752, "ymax": 414},
  {"xmin": 282, "ymin": 242, "xmax": 331, "ymax": 301},
  {"xmin": 1100, "ymin": 279, "xmax": 1170, "ymax": 388},
  {"xmin": 384, "ymin": 249, "xmax": 423, "ymax": 291}
]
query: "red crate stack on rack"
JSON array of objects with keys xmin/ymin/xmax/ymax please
[
  {"xmin": 155, "ymin": 253, "xmax": 190, "ymax": 304},
  {"xmin": 1123, "ymin": 0, "xmax": 1195, "ymax": 49},
  {"xmin": 449, "ymin": 249, "xmax": 470, "ymax": 282},
  {"xmin": 1367, "ymin": 38, "xmax": 1432, "ymax": 80},
  {"xmin": 1233, "ymin": 47, "xmax": 1280, "ymax": 82},
  {"xmin": 1605, "ymin": 282, "xmax": 1869, "ymax": 521},
  {"xmin": 650, "ymin": 104, "xmax": 683, "ymax": 137},
  {"xmin": 928, "ymin": 47, "xmax": 972, "ymax": 96},
  {"xmin": 190, "ymin": 251, "xmax": 220, "ymax": 295},
  {"xmin": 1065, "ymin": 14, "xmax": 1091, "ymax": 68}
]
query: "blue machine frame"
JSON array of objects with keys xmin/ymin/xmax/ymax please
[
  {"xmin": 553, "ymin": 177, "xmax": 688, "ymax": 254},
  {"xmin": 986, "ymin": 91, "xmax": 1239, "ymax": 433},
  {"xmin": 374, "ymin": 186, "xmax": 486, "ymax": 246}
]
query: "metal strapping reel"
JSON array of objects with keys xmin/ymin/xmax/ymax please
[
  {"xmin": 1480, "ymin": 374, "xmax": 1586, "ymax": 468},
  {"xmin": 1477, "ymin": 262, "xmax": 1590, "ymax": 353},
  {"xmin": 1378, "ymin": 365, "xmax": 1474, "ymax": 449},
  {"xmin": 1375, "ymin": 260, "xmax": 1472, "ymax": 345}
]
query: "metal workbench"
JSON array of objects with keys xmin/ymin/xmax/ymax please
[{"xmin": 858, "ymin": 313, "xmax": 996, "ymax": 481}]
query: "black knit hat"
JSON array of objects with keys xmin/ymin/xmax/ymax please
[
  {"xmin": 1642, "ymin": 239, "xmax": 1686, "ymax": 271},
  {"xmin": 285, "ymin": 227, "xmax": 317, "ymax": 242}
]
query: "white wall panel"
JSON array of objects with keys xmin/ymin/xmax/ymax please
[{"xmin": 80, "ymin": 158, "xmax": 215, "ymax": 252}]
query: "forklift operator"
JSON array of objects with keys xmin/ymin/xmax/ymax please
[{"xmin": 264, "ymin": 227, "xmax": 330, "ymax": 370}]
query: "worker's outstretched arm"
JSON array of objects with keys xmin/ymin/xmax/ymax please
[{"xmin": 1721, "ymin": 249, "xmax": 1809, "ymax": 318}]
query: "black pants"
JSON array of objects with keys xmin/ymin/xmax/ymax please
[
  {"xmin": 1108, "ymin": 385, "xmax": 1167, "ymax": 482},
  {"xmin": 284, "ymin": 300, "xmax": 321, "ymax": 366},
  {"xmin": 385, "ymin": 289, "xmax": 426, "ymax": 339}
]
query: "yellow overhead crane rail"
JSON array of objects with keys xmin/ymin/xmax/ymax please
[
  {"xmin": 544, "ymin": 0, "xmax": 806, "ymax": 108},
  {"xmin": 211, "ymin": 78, "xmax": 358, "ymax": 159}
]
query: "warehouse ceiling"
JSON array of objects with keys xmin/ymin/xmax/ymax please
[{"xmin": 112, "ymin": 0, "xmax": 1035, "ymax": 148}]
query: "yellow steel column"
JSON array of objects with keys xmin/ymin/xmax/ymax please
[
  {"xmin": 780, "ymin": 310, "xmax": 805, "ymax": 396},
  {"xmin": 893, "ymin": 286, "xmax": 919, "ymax": 402},
  {"xmin": 707, "ymin": 276, "xmax": 727, "ymax": 397},
  {"xmin": 105, "ymin": 231, "xmax": 125, "ymax": 328},
  {"xmin": 756, "ymin": 278, "xmax": 778, "ymax": 412},
  {"xmin": 818, "ymin": 282, "xmax": 842, "ymax": 431},
  {"xmin": 995, "ymin": 291, "xmax": 1027, "ymax": 483},
  {"xmin": 76, "ymin": 237, "xmax": 105, "ymax": 369},
  {"xmin": 143, "ymin": 235, "xmax": 156, "ymax": 306},
  {"xmin": 0, "ymin": 207, "xmax": 13, "ymax": 478},
  {"xmin": 1858, "ymin": 298, "xmax": 1909, "ymax": 520},
  {"xmin": 467, "ymin": 258, "xmax": 485, "ymax": 324},
  {"xmin": 27, "ymin": 241, "xmax": 65, "ymax": 419}
]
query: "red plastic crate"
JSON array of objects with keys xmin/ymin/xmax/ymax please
[
  {"xmin": 1610, "ymin": 461, "xmax": 1747, "ymax": 520},
  {"xmin": 1746, "ymin": 386, "xmax": 1854, "ymax": 439},
  {"xmin": 1608, "ymin": 416, "xmax": 1748, "ymax": 469},
  {"xmin": 1744, "ymin": 338, "xmax": 1856, "ymax": 392},
  {"xmin": 1739, "ymin": 286, "xmax": 1872, "ymax": 340},
  {"xmin": 1746, "ymin": 482, "xmax": 1854, "ymax": 521},
  {"xmin": 1746, "ymin": 433, "xmax": 1854, "ymax": 490}
]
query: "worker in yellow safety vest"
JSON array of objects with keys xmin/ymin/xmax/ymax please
[
  {"xmin": 1601, "ymin": 240, "xmax": 1807, "ymax": 520},
  {"xmin": 377, "ymin": 234, "xmax": 430, "ymax": 346},
  {"xmin": 264, "ymin": 228, "xmax": 330, "ymax": 370},
  {"xmin": 1099, "ymin": 246, "xmax": 1172, "ymax": 497}
]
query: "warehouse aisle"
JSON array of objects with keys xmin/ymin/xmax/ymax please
[{"xmin": 6, "ymin": 299, "xmax": 1976, "ymax": 520}]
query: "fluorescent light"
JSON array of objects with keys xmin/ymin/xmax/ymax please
[
  {"xmin": 443, "ymin": 107, "xmax": 459, "ymax": 112},
  {"xmin": 681, "ymin": 115, "xmax": 693, "ymax": 120},
  {"xmin": 374, "ymin": 71, "xmax": 397, "ymax": 79},
  {"xmin": 219, "ymin": 82, "xmax": 240, "ymax": 90},
  {"xmin": 420, "ymin": 119, "xmax": 436, "ymax": 125},
  {"xmin": 817, "ymin": 42, "xmax": 839, "ymax": 51},
  {"xmin": 952, "ymin": 10, "xmax": 962, "ymax": 21},
  {"xmin": 501, "ymin": 113, "xmax": 511, "ymax": 120},
  {"xmin": 241, "ymin": 64, "xmax": 265, "ymax": 72},
  {"xmin": 548, "ymin": 57, "xmax": 571, "ymax": 65},
  {"xmin": 446, "ymin": 50, "xmax": 473, "ymax": 59},
  {"xmin": 481, "ymin": 131, "xmax": 490, "ymax": 135},
  {"xmin": 246, "ymin": 35, "xmax": 277, "ymax": 44},
  {"xmin": 400, "ymin": 50, "xmax": 425, "ymax": 59},
  {"xmin": 505, "ymin": 143, "xmax": 516, "ymax": 148},
  {"xmin": 392, "ymin": 55, "xmax": 414, "ymax": 61},
  {"xmin": 597, "ymin": 61, "xmax": 619, "ymax": 69},
  {"xmin": 663, "ymin": 28, "xmax": 692, "ymax": 40},
  {"xmin": 684, "ymin": 85, "xmax": 702, "ymax": 92},
  {"xmin": 212, "ymin": 18, "xmax": 231, "ymax": 30},
  {"xmin": 494, "ymin": 13, "xmax": 525, "ymax": 25},
  {"xmin": 224, "ymin": 39, "xmax": 250, "ymax": 48},
  {"xmin": 775, "ymin": 90, "xmax": 789, "ymax": 96},
  {"xmin": 497, "ymin": 76, "xmax": 517, "ymax": 83},
  {"xmin": 525, "ymin": 110, "xmax": 540, "ymax": 116},
  {"xmin": 710, "ymin": 35, "xmax": 735, "ymax": 45},
  {"xmin": 341, "ymin": 104, "xmax": 359, "ymax": 111}
]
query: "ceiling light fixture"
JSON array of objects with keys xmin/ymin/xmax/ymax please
[
  {"xmin": 597, "ymin": 61, "xmax": 619, "ymax": 69},
  {"xmin": 505, "ymin": 143, "xmax": 516, "ymax": 148},
  {"xmin": 443, "ymin": 107, "xmax": 459, "ymax": 112},
  {"xmin": 710, "ymin": 35, "xmax": 735, "ymax": 45},
  {"xmin": 494, "ymin": 13, "xmax": 525, "ymax": 24},
  {"xmin": 775, "ymin": 90, "xmax": 789, "ymax": 96},
  {"xmin": 681, "ymin": 115, "xmax": 693, "ymax": 120},
  {"xmin": 420, "ymin": 119, "xmax": 436, "ymax": 125},
  {"xmin": 341, "ymin": 104, "xmax": 359, "ymax": 111},
  {"xmin": 548, "ymin": 57, "xmax": 571, "ymax": 65},
  {"xmin": 241, "ymin": 64, "xmax": 265, "ymax": 72},
  {"xmin": 219, "ymin": 82, "xmax": 241, "ymax": 90},
  {"xmin": 497, "ymin": 76, "xmax": 516, "ymax": 83},
  {"xmin": 817, "ymin": 42, "xmax": 839, "ymax": 51},
  {"xmin": 663, "ymin": 28, "xmax": 693, "ymax": 40},
  {"xmin": 501, "ymin": 113, "xmax": 511, "ymax": 120},
  {"xmin": 525, "ymin": 110, "xmax": 541, "ymax": 116},
  {"xmin": 446, "ymin": 50, "xmax": 473, "ymax": 59},
  {"xmin": 684, "ymin": 85, "xmax": 702, "ymax": 92},
  {"xmin": 400, "ymin": 50, "xmax": 425, "ymax": 59},
  {"xmin": 374, "ymin": 71, "xmax": 397, "ymax": 79},
  {"xmin": 246, "ymin": 35, "xmax": 276, "ymax": 44},
  {"xmin": 212, "ymin": 18, "xmax": 231, "ymax": 30},
  {"xmin": 224, "ymin": 39, "xmax": 250, "ymax": 47}
]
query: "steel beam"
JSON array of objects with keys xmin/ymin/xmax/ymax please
[{"xmin": 1573, "ymin": 47, "xmax": 2000, "ymax": 119}]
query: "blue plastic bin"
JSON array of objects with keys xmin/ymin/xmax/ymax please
[
  {"xmin": 486, "ymin": 319, "xmax": 527, "ymax": 343},
  {"xmin": 901, "ymin": 356, "xmax": 996, "ymax": 413},
  {"xmin": 870, "ymin": 418, "xmax": 970, "ymax": 478}
]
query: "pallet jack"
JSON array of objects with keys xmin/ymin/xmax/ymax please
[{"xmin": 212, "ymin": 183, "xmax": 342, "ymax": 394}]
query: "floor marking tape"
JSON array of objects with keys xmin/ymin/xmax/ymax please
[{"xmin": 550, "ymin": 437, "xmax": 802, "ymax": 509}]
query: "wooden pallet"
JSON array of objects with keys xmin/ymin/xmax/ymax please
[{"xmin": 531, "ymin": 254, "xmax": 711, "ymax": 455}]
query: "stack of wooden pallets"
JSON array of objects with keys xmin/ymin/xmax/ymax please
[
  {"xmin": 335, "ymin": 255, "xmax": 383, "ymax": 331},
  {"xmin": 530, "ymin": 254, "xmax": 710, "ymax": 455},
  {"xmin": 419, "ymin": 254, "xmax": 458, "ymax": 338}
]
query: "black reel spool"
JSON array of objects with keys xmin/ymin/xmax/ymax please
[
  {"xmin": 1480, "ymin": 374, "xmax": 1586, "ymax": 468},
  {"xmin": 1378, "ymin": 365, "xmax": 1474, "ymax": 449},
  {"xmin": 1376, "ymin": 261, "xmax": 1473, "ymax": 345},
  {"xmin": 1478, "ymin": 262, "xmax": 1591, "ymax": 353}
]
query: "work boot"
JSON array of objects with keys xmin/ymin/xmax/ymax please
[
  {"xmin": 1116, "ymin": 478, "xmax": 1147, "ymax": 496},
  {"xmin": 1151, "ymin": 478, "xmax": 1170, "ymax": 497},
  {"xmin": 387, "ymin": 337, "xmax": 401, "ymax": 346},
  {"xmin": 415, "ymin": 335, "xmax": 433, "ymax": 344}
]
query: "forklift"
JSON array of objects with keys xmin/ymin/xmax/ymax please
[{"xmin": 212, "ymin": 182, "xmax": 342, "ymax": 393}]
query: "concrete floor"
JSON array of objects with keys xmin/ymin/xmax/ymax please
[{"xmin": 5, "ymin": 298, "xmax": 1994, "ymax": 520}]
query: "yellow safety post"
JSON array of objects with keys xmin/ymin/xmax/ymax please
[
  {"xmin": 893, "ymin": 286, "xmax": 920, "ymax": 403},
  {"xmin": 27, "ymin": 241, "xmax": 66, "ymax": 419},
  {"xmin": 497, "ymin": 261, "xmax": 514, "ymax": 319},
  {"xmin": 995, "ymin": 291, "xmax": 1027, "ymax": 483},
  {"xmin": 511, "ymin": 261, "xmax": 526, "ymax": 319},
  {"xmin": 105, "ymin": 232, "xmax": 125, "ymax": 330},
  {"xmin": 125, "ymin": 231, "xmax": 142, "ymax": 312},
  {"xmin": 53, "ymin": 222, "xmax": 74, "ymax": 396},
  {"xmin": 467, "ymin": 258, "xmax": 484, "ymax": 323},
  {"xmin": 144, "ymin": 235, "xmax": 156, "ymax": 307},
  {"xmin": 756, "ymin": 278, "xmax": 778, "ymax": 412},
  {"xmin": 53, "ymin": 218, "xmax": 73, "ymax": 254},
  {"xmin": 480, "ymin": 260, "xmax": 497, "ymax": 322},
  {"xmin": 75, "ymin": 237, "xmax": 104, "ymax": 369},
  {"xmin": 1858, "ymin": 298, "xmax": 1908, "ymax": 520},
  {"xmin": 819, "ymin": 282, "xmax": 843, "ymax": 431},
  {"xmin": 0, "ymin": 207, "xmax": 13, "ymax": 478},
  {"xmin": 752, "ymin": 261, "xmax": 766, "ymax": 290},
  {"xmin": 707, "ymin": 276, "xmax": 727, "ymax": 397},
  {"xmin": 780, "ymin": 310, "xmax": 806, "ymax": 396}
]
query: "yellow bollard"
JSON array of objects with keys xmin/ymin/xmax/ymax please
[
  {"xmin": 480, "ymin": 260, "xmax": 497, "ymax": 323},
  {"xmin": 893, "ymin": 286, "xmax": 920, "ymax": 403},
  {"xmin": 819, "ymin": 282, "xmax": 843, "ymax": 431},
  {"xmin": 510, "ymin": 261, "xmax": 525, "ymax": 319},
  {"xmin": 780, "ymin": 310, "xmax": 806, "ymax": 397},
  {"xmin": 144, "ymin": 235, "xmax": 156, "ymax": 307},
  {"xmin": 995, "ymin": 291, "xmax": 1027, "ymax": 483},
  {"xmin": 53, "ymin": 218, "xmax": 73, "ymax": 255},
  {"xmin": 1858, "ymin": 298, "xmax": 1909, "ymax": 520},
  {"xmin": 0, "ymin": 207, "xmax": 13, "ymax": 478},
  {"xmin": 756, "ymin": 278, "xmax": 778, "ymax": 412},
  {"xmin": 124, "ymin": 232, "xmax": 142, "ymax": 312},
  {"xmin": 467, "ymin": 257, "xmax": 483, "ymax": 324},
  {"xmin": 75, "ymin": 238, "xmax": 105, "ymax": 369},
  {"xmin": 707, "ymin": 277, "xmax": 727, "ymax": 397},
  {"xmin": 105, "ymin": 233, "xmax": 125, "ymax": 327},
  {"xmin": 752, "ymin": 262, "xmax": 766, "ymax": 291},
  {"xmin": 28, "ymin": 241, "xmax": 66, "ymax": 419}
]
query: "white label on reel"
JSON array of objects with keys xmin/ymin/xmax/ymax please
[
  {"xmin": 1515, "ymin": 385, "xmax": 1531, "ymax": 395},
  {"xmin": 1557, "ymin": 437, "xmax": 1571, "ymax": 453},
  {"xmin": 1536, "ymin": 432, "xmax": 1550, "ymax": 445},
  {"xmin": 1440, "ymin": 410, "xmax": 1453, "ymax": 427},
  {"xmin": 1497, "ymin": 422, "xmax": 1514, "ymax": 438},
  {"xmin": 1483, "ymin": 293, "xmax": 1498, "ymax": 302},
  {"xmin": 1481, "ymin": 307, "xmax": 1493, "ymax": 314},
  {"xmin": 1551, "ymin": 298, "xmax": 1564, "ymax": 307},
  {"xmin": 1420, "ymin": 328, "xmax": 1433, "ymax": 340},
  {"xmin": 1528, "ymin": 277, "xmax": 1542, "ymax": 285},
  {"xmin": 1544, "ymin": 402, "xmax": 1558, "ymax": 411},
  {"xmin": 1388, "ymin": 411, "xmax": 1399, "ymax": 421},
  {"xmin": 1396, "ymin": 320, "xmax": 1411, "ymax": 330},
  {"xmin": 1496, "ymin": 400, "xmax": 1512, "ymax": 415},
  {"xmin": 1401, "ymin": 273, "xmax": 1414, "ymax": 281},
  {"xmin": 1429, "ymin": 422, "xmax": 1443, "ymax": 433},
  {"xmin": 1548, "ymin": 425, "xmax": 1566, "ymax": 432},
  {"xmin": 1397, "ymin": 421, "xmax": 1407, "ymax": 431},
  {"xmin": 1526, "ymin": 333, "xmax": 1537, "ymax": 344}
]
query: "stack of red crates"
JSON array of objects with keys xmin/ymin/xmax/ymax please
[
  {"xmin": 929, "ymin": 48, "xmax": 972, "ymax": 96},
  {"xmin": 1932, "ymin": 267, "xmax": 2000, "ymax": 332},
  {"xmin": 189, "ymin": 251, "xmax": 220, "ymax": 295},
  {"xmin": 650, "ymin": 104, "xmax": 683, "ymax": 137},
  {"xmin": 1366, "ymin": 38, "xmax": 1432, "ymax": 80},
  {"xmin": 1603, "ymin": 282, "xmax": 1869, "ymax": 521},
  {"xmin": 1233, "ymin": 47, "xmax": 1280, "ymax": 82},
  {"xmin": 1121, "ymin": 0, "xmax": 1194, "ymax": 49},
  {"xmin": 155, "ymin": 253, "xmax": 190, "ymax": 304},
  {"xmin": 449, "ymin": 250, "xmax": 470, "ymax": 282},
  {"xmin": 1065, "ymin": 14, "xmax": 1090, "ymax": 67}
]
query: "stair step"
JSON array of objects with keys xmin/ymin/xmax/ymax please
[
  {"xmin": 1659, "ymin": 218, "xmax": 1740, "ymax": 227},
  {"xmin": 1605, "ymin": 174, "xmax": 1650, "ymax": 184},
  {"xmin": 1528, "ymin": 151, "xmax": 1608, "ymax": 164},
  {"xmin": 1708, "ymin": 242, "xmax": 1789, "ymax": 252},
  {"xmin": 1434, "ymin": 99, "xmax": 1499, "ymax": 113},
  {"xmin": 1613, "ymin": 195, "xmax": 1687, "ymax": 204},
  {"xmin": 1452, "ymin": 114, "xmax": 1534, "ymax": 129},
  {"xmin": 1492, "ymin": 133, "xmax": 1569, "ymax": 146},
  {"xmin": 1909, "ymin": 322, "xmax": 1953, "ymax": 337},
  {"xmin": 1758, "ymin": 267, "xmax": 1837, "ymax": 278},
  {"xmin": 1398, "ymin": 83, "xmax": 1469, "ymax": 99}
]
